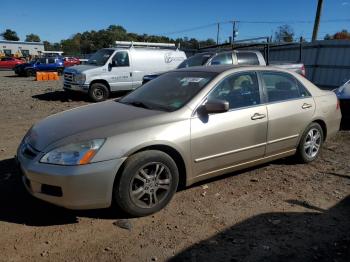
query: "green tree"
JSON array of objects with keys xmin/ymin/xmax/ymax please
[
  {"xmin": 274, "ymin": 25, "xmax": 294, "ymax": 43},
  {"xmin": 1, "ymin": 29, "xmax": 19, "ymax": 41},
  {"xmin": 25, "ymin": 33, "xmax": 41, "ymax": 42}
]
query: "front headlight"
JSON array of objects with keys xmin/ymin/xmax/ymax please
[
  {"xmin": 74, "ymin": 73, "xmax": 86, "ymax": 84},
  {"xmin": 40, "ymin": 139, "xmax": 105, "ymax": 165}
]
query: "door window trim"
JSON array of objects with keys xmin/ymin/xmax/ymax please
[
  {"xmin": 192, "ymin": 70, "xmax": 264, "ymax": 116},
  {"xmin": 258, "ymin": 71, "xmax": 312, "ymax": 105}
]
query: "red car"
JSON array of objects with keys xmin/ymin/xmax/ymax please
[
  {"xmin": 63, "ymin": 57, "xmax": 80, "ymax": 67},
  {"xmin": 0, "ymin": 57, "xmax": 24, "ymax": 69}
]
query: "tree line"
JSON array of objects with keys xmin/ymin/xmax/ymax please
[{"xmin": 1, "ymin": 25, "xmax": 350, "ymax": 55}]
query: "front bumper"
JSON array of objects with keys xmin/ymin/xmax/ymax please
[
  {"xmin": 17, "ymin": 146, "xmax": 126, "ymax": 210},
  {"xmin": 63, "ymin": 82, "xmax": 89, "ymax": 93}
]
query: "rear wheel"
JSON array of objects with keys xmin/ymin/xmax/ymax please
[
  {"xmin": 88, "ymin": 83, "xmax": 110, "ymax": 102},
  {"xmin": 25, "ymin": 69, "xmax": 35, "ymax": 77},
  {"xmin": 57, "ymin": 68, "xmax": 64, "ymax": 75},
  {"xmin": 113, "ymin": 150, "xmax": 179, "ymax": 217},
  {"xmin": 296, "ymin": 122, "xmax": 323, "ymax": 163}
]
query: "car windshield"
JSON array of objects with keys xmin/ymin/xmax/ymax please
[
  {"xmin": 87, "ymin": 49, "xmax": 114, "ymax": 66},
  {"xmin": 119, "ymin": 71, "xmax": 217, "ymax": 112},
  {"xmin": 177, "ymin": 53, "xmax": 213, "ymax": 69}
]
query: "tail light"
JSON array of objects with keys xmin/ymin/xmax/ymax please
[{"xmin": 301, "ymin": 65, "xmax": 306, "ymax": 77}]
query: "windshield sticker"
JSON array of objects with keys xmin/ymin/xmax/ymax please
[{"xmin": 180, "ymin": 77, "xmax": 205, "ymax": 84}]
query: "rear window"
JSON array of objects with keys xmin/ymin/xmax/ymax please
[
  {"xmin": 177, "ymin": 53, "xmax": 213, "ymax": 68},
  {"xmin": 237, "ymin": 52, "xmax": 260, "ymax": 65}
]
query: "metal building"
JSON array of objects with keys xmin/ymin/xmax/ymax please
[
  {"xmin": 0, "ymin": 40, "xmax": 44, "ymax": 57},
  {"xmin": 268, "ymin": 40, "xmax": 350, "ymax": 89}
]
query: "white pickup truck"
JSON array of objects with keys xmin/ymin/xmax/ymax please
[{"xmin": 142, "ymin": 50, "xmax": 305, "ymax": 84}]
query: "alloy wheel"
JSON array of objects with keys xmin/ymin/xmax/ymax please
[
  {"xmin": 304, "ymin": 128, "xmax": 321, "ymax": 158},
  {"xmin": 130, "ymin": 162, "xmax": 172, "ymax": 209}
]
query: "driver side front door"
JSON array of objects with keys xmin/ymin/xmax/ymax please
[{"xmin": 108, "ymin": 51, "xmax": 133, "ymax": 91}]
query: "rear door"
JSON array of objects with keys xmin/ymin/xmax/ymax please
[
  {"xmin": 191, "ymin": 71, "xmax": 268, "ymax": 178},
  {"xmin": 109, "ymin": 51, "xmax": 133, "ymax": 91},
  {"xmin": 260, "ymin": 71, "xmax": 315, "ymax": 155}
]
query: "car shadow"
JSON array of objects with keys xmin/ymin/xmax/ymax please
[
  {"xmin": 171, "ymin": 196, "xmax": 350, "ymax": 262},
  {"xmin": 0, "ymin": 157, "xmax": 127, "ymax": 227},
  {"xmin": 32, "ymin": 90, "xmax": 129, "ymax": 103}
]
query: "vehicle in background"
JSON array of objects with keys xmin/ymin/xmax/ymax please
[
  {"xmin": 63, "ymin": 41, "xmax": 186, "ymax": 102},
  {"xmin": 142, "ymin": 50, "xmax": 305, "ymax": 84},
  {"xmin": 17, "ymin": 66, "xmax": 341, "ymax": 217},
  {"xmin": 63, "ymin": 57, "xmax": 80, "ymax": 67},
  {"xmin": 0, "ymin": 57, "xmax": 24, "ymax": 69},
  {"xmin": 334, "ymin": 79, "xmax": 350, "ymax": 124},
  {"xmin": 13, "ymin": 57, "xmax": 64, "ymax": 77}
]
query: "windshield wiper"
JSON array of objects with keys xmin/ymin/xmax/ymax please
[{"xmin": 122, "ymin": 101, "xmax": 152, "ymax": 109}]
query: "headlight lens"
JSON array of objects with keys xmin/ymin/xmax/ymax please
[
  {"xmin": 74, "ymin": 73, "xmax": 86, "ymax": 84},
  {"xmin": 40, "ymin": 139, "xmax": 105, "ymax": 165}
]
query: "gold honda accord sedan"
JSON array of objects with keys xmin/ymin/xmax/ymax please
[{"xmin": 17, "ymin": 65, "xmax": 341, "ymax": 216}]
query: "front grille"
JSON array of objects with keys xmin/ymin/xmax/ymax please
[{"xmin": 64, "ymin": 72, "xmax": 74, "ymax": 83}]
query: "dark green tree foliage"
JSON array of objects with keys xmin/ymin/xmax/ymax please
[
  {"xmin": 43, "ymin": 25, "xmax": 216, "ymax": 55},
  {"xmin": 25, "ymin": 33, "xmax": 41, "ymax": 42},
  {"xmin": 1, "ymin": 29, "xmax": 20, "ymax": 41}
]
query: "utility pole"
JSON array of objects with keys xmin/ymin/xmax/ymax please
[
  {"xmin": 232, "ymin": 21, "xmax": 237, "ymax": 43},
  {"xmin": 312, "ymin": 0, "xmax": 323, "ymax": 42},
  {"xmin": 216, "ymin": 23, "xmax": 220, "ymax": 45}
]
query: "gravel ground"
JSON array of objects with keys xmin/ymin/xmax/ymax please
[{"xmin": 0, "ymin": 70, "xmax": 349, "ymax": 262}]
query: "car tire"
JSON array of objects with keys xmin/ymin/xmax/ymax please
[
  {"xmin": 296, "ymin": 122, "xmax": 324, "ymax": 163},
  {"xmin": 57, "ymin": 69, "xmax": 62, "ymax": 75},
  {"xmin": 88, "ymin": 83, "xmax": 110, "ymax": 102},
  {"xmin": 25, "ymin": 69, "xmax": 35, "ymax": 77},
  {"xmin": 113, "ymin": 150, "xmax": 179, "ymax": 217}
]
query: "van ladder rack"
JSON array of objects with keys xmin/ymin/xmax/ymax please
[{"xmin": 115, "ymin": 41, "xmax": 176, "ymax": 48}]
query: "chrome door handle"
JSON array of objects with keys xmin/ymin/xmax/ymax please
[
  {"xmin": 251, "ymin": 113, "xmax": 266, "ymax": 120},
  {"xmin": 302, "ymin": 103, "xmax": 312, "ymax": 109}
]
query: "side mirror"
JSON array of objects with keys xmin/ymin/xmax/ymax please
[
  {"xmin": 198, "ymin": 99, "xmax": 229, "ymax": 115},
  {"xmin": 108, "ymin": 61, "xmax": 116, "ymax": 71}
]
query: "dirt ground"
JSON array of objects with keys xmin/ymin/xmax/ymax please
[{"xmin": 0, "ymin": 70, "xmax": 349, "ymax": 262}]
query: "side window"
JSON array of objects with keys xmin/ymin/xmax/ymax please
[
  {"xmin": 48, "ymin": 58, "xmax": 55, "ymax": 64},
  {"xmin": 261, "ymin": 72, "xmax": 310, "ymax": 103},
  {"xmin": 236, "ymin": 52, "xmax": 260, "ymax": 65},
  {"xmin": 208, "ymin": 72, "xmax": 260, "ymax": 109},
  {"xmin": 112, "ymin": 51, "xmax": 130, "ymax": 67},
  {"xmin": 38, "ymin": 58, "xmax": 46, "ymax": 64},
  {"xmin": 210, "ymin": 53, "xmax": 233, "ymax": 65}
]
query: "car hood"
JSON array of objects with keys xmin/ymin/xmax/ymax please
[
  {"xmin": 64, "ymin": 64, "xmax": 99, "ymax": 74},
  {"xmin": 27, "ymin": 100, "xmax": 166, "ymax": 151}
]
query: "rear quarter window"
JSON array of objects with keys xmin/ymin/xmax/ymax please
[{"xmin": 237, "ymin": 52, "xmax": 260, "ymax": 65}]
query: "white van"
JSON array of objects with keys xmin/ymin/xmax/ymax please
[{"xmin": 63, "ymin": 41, "xmax": 186, "ymax": 102}]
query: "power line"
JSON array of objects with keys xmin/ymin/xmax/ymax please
[{"xmin": 159, "ymin": 18, "xmax": 350, "ymax": 36}]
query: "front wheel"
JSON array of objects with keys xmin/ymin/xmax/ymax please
[
  {"xmin": 88, "ymin": 83, "xmax": 110, "ymax": 102},
  {"xmin": 296, "ymin": 122, "xmax": 324, "ymax": 163},
  {"xmin": 113, "ymin": 150, "xmax": 179, "ymax": 217}
]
